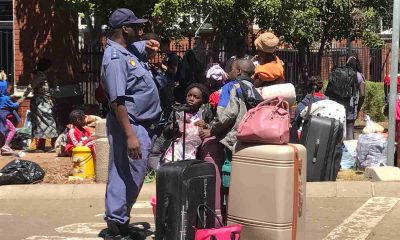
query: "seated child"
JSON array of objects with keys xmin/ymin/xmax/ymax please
[
  {"xmin": 154, "ymin": 83, "xmax": 213, "ymax": 164},
  {"xmin": 65, "ymin": 110, "xmax": 96, "ymax": 157},
  {"xmin": 252, "ymin": 32, "xmax": 284, "ymax": 87},
  {"xmin": 0, "ymin": 73, "xmax": 24, "ymax": 154}
]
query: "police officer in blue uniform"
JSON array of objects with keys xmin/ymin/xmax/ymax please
[{"xmin": 100, "ymin": 8, "xmax": 161, "ymax": 240}]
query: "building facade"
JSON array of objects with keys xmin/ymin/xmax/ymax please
[{"xmin": 0, "ymin": 0, "xmax": 80, "ymax": 127}]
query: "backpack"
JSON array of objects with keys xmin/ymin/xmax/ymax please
[
  {"xmin": 325, "ymin": 66, "xmax": 358, "ymax": 99},
  {"xmin": 237, "ymin": 80, "xmax": 264, "ymax": 110}
]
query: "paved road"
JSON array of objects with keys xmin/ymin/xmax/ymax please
[{"xmin": 1, "ymin": 196, "xmax": 400, "ymax": 240}]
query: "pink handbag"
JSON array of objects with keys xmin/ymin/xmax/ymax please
[
  {"xmin": 237, "ymin": 97, "xmax": 290, "ymax": 144},
  {"xmin": 194, "ymin": 204, "xmax": 242, "ymax": 240}
]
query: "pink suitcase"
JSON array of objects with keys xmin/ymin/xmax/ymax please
[{"xmin": 227, "ymin": 143, "xmax": 306, "ymax": 240}]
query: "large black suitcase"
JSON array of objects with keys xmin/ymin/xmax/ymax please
[
  {"xmin": 156, "ymin": 160, "xmax": 216, "ymax": 240},
  {"xmin": 155, "ymin": 105, "xmax": 216, "ymax": 240},
  {"xmin": 300, "ymin": 116, "xmax": 343, "ymax": 181},
  {"xmin": 299, "ymin": 88, "xmax": 344, "ymax": 182}
]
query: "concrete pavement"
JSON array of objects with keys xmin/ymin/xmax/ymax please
[{"xmin": 2, "ymin": 182, "xmax": 400, "ymax": 239}]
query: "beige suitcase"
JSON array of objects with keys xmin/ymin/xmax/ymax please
[{"xmin": 227, "ymin": 143, "xmax": 306, "ymax": 240}]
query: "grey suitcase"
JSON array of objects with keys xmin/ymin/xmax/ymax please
[{"xmin": 300, "ymin": 116, "xmax": 343, "ymax": 182}]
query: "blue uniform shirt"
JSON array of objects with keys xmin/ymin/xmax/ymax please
[{"xmin": 101, "ymin": 39, "xmax": 161, "ymax": 124}]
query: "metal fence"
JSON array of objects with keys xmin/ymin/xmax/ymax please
[
  {"xmin": 78, "ymin": 40, "xmax": 391, "ymax": 105},
  {"xmin": 0, "ymin": 29, "xmax": 13, "ymax": 83}
]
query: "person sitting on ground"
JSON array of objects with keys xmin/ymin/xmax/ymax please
[
  {"xmin": 0, "ymin": 74, "xmax": 25, "ymax": 154},
  {"xmin": 252, "ymin": 32, "xmax": 284, "ymax": 87},
  {"xmin": 65, "ymin": 109, "xmax": 96, "ymax": 157}
]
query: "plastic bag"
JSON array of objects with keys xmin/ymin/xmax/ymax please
[
  {"xmin": 363, "ymin": 115, "xmax": 384, "ymax": 134},
  {"xmin": 341, "ymin": 144, "xmax": 355, "ymax": 169},
  {"xmin": 10, "ymin": 127, "xmax": 32, "ymax": 150},
  {"xmin": 0, "ymin": 159, "xmax": 45, "ymax": 185},
  {"xmin": 356, "ymin": 133, "xmax": 388, "ymax": 169},
  {"xmin": 164, "ymin": 114, "xmax": 202, "ymax": 162}
]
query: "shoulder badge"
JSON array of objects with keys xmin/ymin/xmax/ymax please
[
  {"xmin": 111, "ymin": 48, "xmax": 119, "ymax": 60},
  {"xmin": 129, "ymin": 59, "xmax": 136, "ymax": 68}
]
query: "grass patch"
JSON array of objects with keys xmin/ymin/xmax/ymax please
[{"xmin": 337, "ymin": 169, "xmax": 367, "ymax": 181}]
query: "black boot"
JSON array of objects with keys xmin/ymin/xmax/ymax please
[{"xmin": 103, "ymin": 221, "xmax": 133, "ymax": 240}]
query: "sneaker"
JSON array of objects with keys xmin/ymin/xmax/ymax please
[{"xmin": 1, "ymin": 146, "xmax": 13, "ymax": 155}]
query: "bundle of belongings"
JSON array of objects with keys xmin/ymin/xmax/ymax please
[
  {"xmin": 341, "ymin": 140, "xmax": 358, "ymax": 169},
  {"xmin": 356, "ymin": 115, "xmax": 387, "ymax": 169},
  {"xmin": 299, "ymin": 100, "xmax": 347, "ymax": 138}
]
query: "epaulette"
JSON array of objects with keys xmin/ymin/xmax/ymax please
[{"xmin": 111, "ymin": 48, "xmax": 119, "ymax": 60}]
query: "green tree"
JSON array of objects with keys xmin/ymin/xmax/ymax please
[
  {"xmin": 256, "ymin": 0, "xmax": 389, "ymax": 83},
  {"xmin": 60, "ymin": 0, "xmax": 390, "ymax": 71},
  {"xmin": 58, "ymin": 0, "xmax": 157, "ymax": 51}
]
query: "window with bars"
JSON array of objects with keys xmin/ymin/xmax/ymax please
[{"xmin": 0, "ymin": 1, "xmax": 12, "ymax": 22}]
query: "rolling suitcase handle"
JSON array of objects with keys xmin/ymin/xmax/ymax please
[
  {"xmin": 288, "ymin": 144, "xmax": 303, "ymax": 240},
  {"xmin": 196, "ymin": 204, "xmax": 241, "ymax": 240},
  {"xmin": 313, "ymin": 139, "xmax": 320, "ymax": 164},
  {"xmin": 197, "ymin": 204, "xmax": 224, "ymax": 228},
  {"xmin": 304, "ymin": 85, "xmax": 316, "ymax": 121}
]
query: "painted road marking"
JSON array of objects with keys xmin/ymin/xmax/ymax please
[
  {"xmin": 55, "ymin": 223, "xmax": 106, "ymax": 235},
  {"xmin": 25, "ymin": 237, "xmax": 101, "ymax": 240},
  {"xmin": 0, "ymin": 213, "xmax": 12, "ymax": 216},
  {"xmin": 133, "ymin": 201, "xmax": 152, "ymax": 209},
  {"xmin": 323, "ymin": 197, "xmax": 400, "ymax": 240}
]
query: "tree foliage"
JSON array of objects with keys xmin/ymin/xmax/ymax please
[
  {"xmin": 58, "ymin": 0, "xmax": 156, "ymax": 25},
  {"xmin": 60, "ymin": 0, "xmax": 391, "ymax": 49}
]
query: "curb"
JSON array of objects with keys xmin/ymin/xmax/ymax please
[
  {"xmin": 2, "ymin": 181, "xmax": 400, "ymax": 199},
  {"xmin": 0, "ymin": 182, "xmax": 156, "ymax": 200},
  {"xmin": 307, "ymin": 181, "xmax": 400, "ymax": 198}
]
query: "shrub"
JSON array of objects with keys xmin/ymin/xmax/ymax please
[
  {"xmin": 363, "ymin": 81, "xmax": 386, "ymax": 122},
  {"xmin": 321, "ymin": 80, "xmax": 386, "ymax": 122}
]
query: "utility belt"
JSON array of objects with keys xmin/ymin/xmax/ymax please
[{"xmin": 108, "ymin": 111, "xmax": 160, "ymax": 139}]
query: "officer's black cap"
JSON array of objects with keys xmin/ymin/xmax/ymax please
[{"xmin": 108, "ymin": 8, "xmax": 147, "ymax": 29}]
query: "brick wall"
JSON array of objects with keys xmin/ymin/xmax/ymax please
[
  {"xmin": 13, "ymin": 0, "xmax": 79, "ymax": 86},
  {"xmin": 13, "ymin": 0, "xmax": 80, "ymax": 127}
]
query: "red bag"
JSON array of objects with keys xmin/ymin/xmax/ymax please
[
  {"xmin": 237, "ymin": 97, "xmax": 290, "ymax": 144},
  {"xmin": 194, "ymin": 204, "xmax": 242, "ymax": 240}
]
